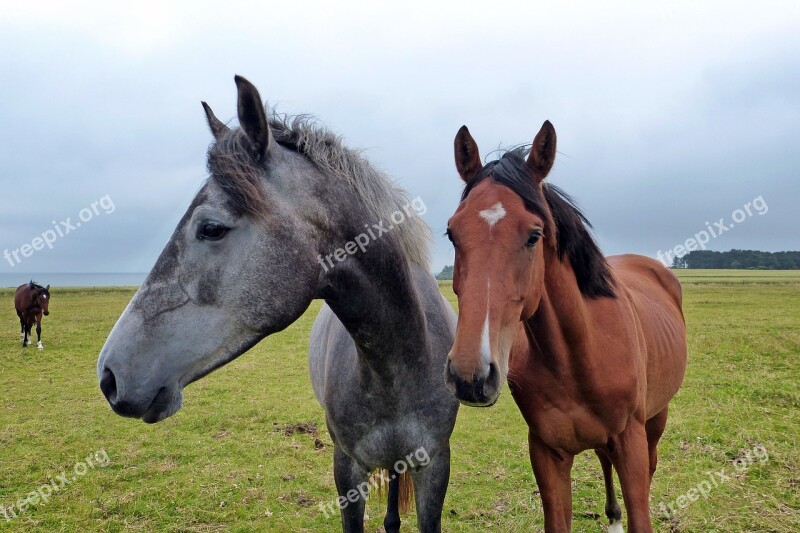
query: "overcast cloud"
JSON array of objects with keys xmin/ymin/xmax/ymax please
[{"xmin": 1, "ymin": 1, "xmax": 798, "ymax": 275}]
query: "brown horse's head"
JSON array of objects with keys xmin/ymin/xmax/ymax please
[
  {"xmin": 444, "ymin": 122, "xmax": 557, "ymax": 406},
  {"xmin": 32, "ymin": 282, "xmax": 51, "ymax": 316}
]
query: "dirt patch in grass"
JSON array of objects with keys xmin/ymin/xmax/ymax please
[{"xmin": 275, "ymin": 421, "xmax": 319, "ymax": 437}]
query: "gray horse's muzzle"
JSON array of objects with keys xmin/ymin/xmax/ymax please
[{"xmin": 98, "ymin": 358, "xmax": 183, "ymax": 423}]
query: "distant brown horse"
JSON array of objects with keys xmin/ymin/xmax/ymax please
[
  {"xmin": 444, "ymin": 121, "xmax": 687, "ymax": 532},
  {"xmin": 14, "ymin": 281, "xmax": 50, "ymax": 350}
]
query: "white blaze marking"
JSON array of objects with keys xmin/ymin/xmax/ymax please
[
  {"xmin": 480, "ymin": 316, "xmax": 490, "ymax": 367},
  {"xmin": 479, "ymin": 202, "xmax": 506, "ymax": 227},
  {"xmin": 479, "ymin": 280, "xmax": 491, "ymax": 371}
]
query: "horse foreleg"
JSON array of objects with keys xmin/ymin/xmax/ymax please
[
  {"xmin": 608, "ymin": 422, "xmax": 653, "ymax": 533},
  {"xmin": 410, "ymin": 445, "xmax": 450, "ymax": 533},
  {"xmin": 35, "ymin": 313, "xmax": 44, "ymax": 350},
  {"xmin": 382, "ymin": 468, "xmax": 401, "ymax": 533},
  {"xmin": 596, "ymin": 448, "xmax": 624, "ymax": 532},
  {"xmin": 332, "ymin": 445, "xmax": 369, "ymax": 533},
  {"xmin": 529, "ymin": 431, "xmax": 575, "ymax": 533},
  {"xmin": 645, "ymin": 408, "xmax": 669, "ymax": 482},
  {"xmin": 22, "ymin": 318, "xmax": 30, "ymax": 347}
]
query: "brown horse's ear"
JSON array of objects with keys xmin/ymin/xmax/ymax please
[
  {"xmin": 527, "ymin": 120, "xmax": 557, "ymax": 183},
  {"xmin": 234, "ymin": 75, "xmax": 274, "ymax": 161},
  {"xmin": 45, "ymin": 284, "xmax": 50, "ymax": 290},
  {"xmin": 201, "ymin": 101, "xmax": 229, "ymax": 140},
  {"xmin": 454, "ymin": 126, "xmax": 482, "ymax": 183}
]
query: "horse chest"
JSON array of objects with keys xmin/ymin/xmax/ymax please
[
  {"xmin": 510, "ymin": 369, "xmax": 634, "ymax": 452},
  {"xmin": 326, "ymin": 400, "xmax": 435, "ymax": 469}
]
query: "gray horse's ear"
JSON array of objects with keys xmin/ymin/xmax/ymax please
[
  {"xmin": 234, "ymin": 75, "xmax": 274, "ymax": 161},
  {"xmin": 527, "ymin": 120, "xmax": 557, "ymax": 183},
  {"xmin": 454, "ymin": 125, "xmax": 482, "ymax": 183},
  {"xmin": 201, "ymin": 101, "xmax": 229, "ymax": 140}
]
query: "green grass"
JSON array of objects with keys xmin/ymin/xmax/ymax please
[
  {"xmin": 1, "ymin": 271, "xmax": 798, "ymax": 531},
  {"xmin": 674, "ymin": 269, "xmax": 800, "ymax": 285}
]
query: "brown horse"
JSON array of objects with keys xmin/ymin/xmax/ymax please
[
  {"xmin": 444, "ymin": 121, "xmax": 687, "ymax": 532},
  {"xmin": 14, "ymin": 281, "xmax": 50, "ymax": 350}
]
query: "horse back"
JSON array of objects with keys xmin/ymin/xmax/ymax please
[{"xmin": 607, "ymin": 254, "xmax": 688, "ymax": 418}]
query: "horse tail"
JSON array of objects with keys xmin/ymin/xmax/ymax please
[
  {"xmin": 370, "ymin": 468, "xmax": 414, "ymax": 514},
  {"xmin": 397, "ymin": 470, "xmax": 414, "ymax": 514}
]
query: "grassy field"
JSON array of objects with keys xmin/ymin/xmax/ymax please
[
  {"xmin": 674, "ymin": 269, "xmax": 800, "ymax": 285},
  {"xmin": 1, "ymin": 271, "xmax": 798, "ymax": 532}
]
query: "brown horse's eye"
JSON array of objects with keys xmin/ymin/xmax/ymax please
[
  {"xmin": 445, "ymin": 229, "xmax": 456, "ymax": 246},
  {"xmin": 526, "ymin": 230, "xmax": 542, "ymax": 248},
  {"xmin": 197, "ymin": 222, "xmax": 230, "ymax": 241}
]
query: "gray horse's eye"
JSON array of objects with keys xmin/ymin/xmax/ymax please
[{"xmin": 197, "ymin": 221, "xmax": 230, "ymax": 241}]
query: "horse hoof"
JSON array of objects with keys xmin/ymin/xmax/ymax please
[{"xmin": 38, "ymin": 343, "xmax": 44, "ymax": 351}]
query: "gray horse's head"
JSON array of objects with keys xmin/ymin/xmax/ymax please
[{"xmin": 97, "ymin": 76, "xmax": 324, "ymax": 422}]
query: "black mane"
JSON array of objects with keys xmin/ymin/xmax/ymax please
[
  {"xmin": 461, "ymin": 148, "xmax": 615, "ymax": 298},
  {"xmin": 29, "ymin": 280, "xmax": 48, "ymax": 293},
  {"xmin": 206, "ymin": 113, "xmax": 431, "ymax": 267}
]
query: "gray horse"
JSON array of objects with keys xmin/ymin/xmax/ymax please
[{"xmin": 97, "ymin": 76, "xmax": 459, "ymax": 532}]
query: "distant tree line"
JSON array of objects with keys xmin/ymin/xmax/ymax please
[
  {"xmin": 437, "ymin": 265, "xmax": 454, "ymax": 280},
  {"xmin": 671, "ymin": 250, "xmax": 800, "ymax": 269},
  {"xmin": 439, "ymin": 250, "xmax": 798, "ymax": 276}
]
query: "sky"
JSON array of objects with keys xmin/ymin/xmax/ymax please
[{"xmin": 1, "ymin": 1, "xmax": 798, "ymax": 276}]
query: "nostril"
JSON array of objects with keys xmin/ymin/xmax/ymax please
[
  {"xmin": 445, "ymin": 358, "xmax": 459, "ymax": 381},
  {"xmin": 444, "ymin": 359, "xmax": 453, "ymax": 379},
  {"xmin": 100, "ymin": 368, "xmax": 118, "ymax": 405},
  {"xmin": 488, "ymin": 361, "xmax": 499, "ymax": 382}
]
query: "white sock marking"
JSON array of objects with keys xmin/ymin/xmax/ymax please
[
  {"xmin": 608, "ymin": 519, "xmax": 624, "ymax": 533},
  {"xmin": 479, "ymin": 202, "xmax": 506, "ymax": 227}
]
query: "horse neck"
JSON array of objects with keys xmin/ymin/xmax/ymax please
[
  {"xmin": 523, "ymin": 245, "xmax": 595, "ymax": 375},
  {"xmin": 25, "ymin": 289, "xmax": 39, "ymax": 309},
  {"xmin": 274, "ymin": 145, "xmax": 430, "ymax": 368},
  {"xmin": 317, "ymin": 224, "xmax": 429, "ymax": 369}
]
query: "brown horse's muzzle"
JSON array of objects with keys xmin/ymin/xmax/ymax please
[{"xmin": 445, "ymin": 358, "xmax": 501, "ymax": 407}]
